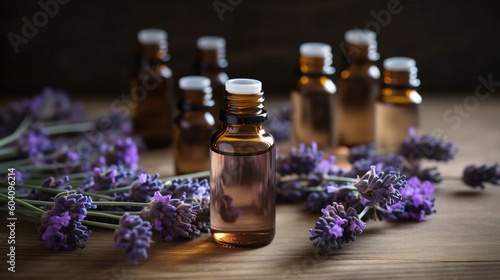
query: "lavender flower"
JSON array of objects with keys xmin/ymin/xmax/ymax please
[
  {"xmin": 99, "ymin": 137, "xmax": 139, "ymax": 169},
  {"xmin": 129, "ymin": 173, "xmax": 163, "ymax": 202},
  {"xmin": 398, "ymin": 128, "xmax": 458, "ymax": 162},
  {"xmin": 348, "ymin": 154, "xmax": 405, "ymax": 178},
  {"xmin": 276, "ymin": 181, "xmax": 303, "ymax": 203},
  {"xmin": 410, "ymin": 166, "xmax": 442, "ymax": 184},
  {"xmin": 39, "ymin": 193, "xmax": 95, "ymax": 250},
  {"xmin": 28, "ymin": 176, "xmax": 72, "ymax": 201},
  {"xmin": 145, "ymin": 192, "xmax": 201, "ymax": 241},
  {"xmin": 80, "ymin": 165, "xmax": 135, "ymax": 193},
  {"xmin": 309, "ymin": 203, "xmax": 366, "ymax": 251},
  {"xmin": 16, "ymin": 125, "xmax": 53, "ymax": 161},
  {"xmin": 114, "ymin": 213, "xmax": 152, "ymax": 265},
  {"xmin": 354, "ymin": 166, "xmax": 406, "ymax": 205},
  {"xmin": 385, "ymin": 177, "xmax": 436, "ymax": 222},
  {"xmin": 304, "ymin": 182, "xmax": 359, "ymax": 213},
  {"xmin": 29, "ymin": 88, "xmax": 85, "ymax": 122},
  {"xmin": 462, "ymin": 163, "xmax": 500, "ymax": 189},
  {"xmin": 264, "ymin": 103, "xmax": 291, "ymax": 141},
  {"xmin": 161, "ymin": 178, "xmax": 210, "ymax": 200},
  {"xmin": 348, "ymin": 143, "xmax": 374, "ymax": 164},
  {"xmin": 277, "ymin": 142, "xmax": 323, "ymax": 176}
]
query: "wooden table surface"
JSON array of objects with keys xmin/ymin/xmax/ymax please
[{"xmin": 1, "ymin": 94, "xmax": 500, "ymax": 280}]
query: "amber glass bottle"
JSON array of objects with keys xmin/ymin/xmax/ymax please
[
  {"xmin": 210, "ymin": 78, "xmax": 276, "ymax": 247},
  {"xmin": 337, "ymin": 29, "xmax": 381, "ymax": 147},
  {"xmin": 130, "ymin": 29, "xmax": 174, "ymax": 148},
  {"xmin": 291, "ymin": 43, "xmax": 337, "ymax": 149},
  {"xmin": 375, "ymin": 57, "xmax": 422, "ymax": 149},
  {"xmin": 196, "ymin": 36, "xmax": 229, "ymax": 129},
  {"xmin": 174, "ymin": 76, "xmax": 215, "ymax": 175}
]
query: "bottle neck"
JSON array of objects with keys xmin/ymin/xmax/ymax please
[
  {"xmin": 383, "ymin": 68, "xmax": 420, "ymax": 90},
  {"xmin": 139, "ymin": 41, "xmax": 170, "ymax": 65},
  {"xmin": 197, "ymin": 49, "xmax": 228, "ymax": 72},
  {"xmin": 179, "ymin": 89, "xmax": 214, "ymax": 110},
  {"xmin": 344, "ymin": 42, "xmax": 379, "ymax": 64},
  {"xmin": 299, "ymin": 55, "xmax": 335, "ymax": 76},
  {"xmin": 220, "ymin": 93, "xmax": 267, "ymax": 124}
]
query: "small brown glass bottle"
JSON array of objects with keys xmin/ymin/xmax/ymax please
[
  {"xmin": 337, "ymin": 29, "xmax": 381, "ymax": 147},
  {"xmin": 130, "ymin": 29, "xmax": 174, "ymax": 148},
  {"xmin": 210, "ymin": 78, "xmax": 276, "ymax": 247},
  {"xmin": 195, "ymin": 36, "xmax": 229, "ymax": 129},
  {"xmin": 174, "ymin": 76, "xmax": 215, "ymax": 175},
  {"xmin": 291, "ymin": 43, "xmax": 337, "ymax": 150},
  {"xmin": 375, "ymin": 57, "xmax": 422, "ymax": 149}
]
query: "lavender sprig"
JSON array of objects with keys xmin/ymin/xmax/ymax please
[
  {"xmin": 114, "ymin": 213, "xmax": 152, "ymax": 265},
  {"xmin": 462, "ymin": 163, "xmax": 500, "ymax": 189},
  {"xmin": 354, "ymin": 166, "xmax": 406, "ymax": 205},
  {"xmin": 398, "ymin": 128, "xmax": 458, "ymax": 162}
]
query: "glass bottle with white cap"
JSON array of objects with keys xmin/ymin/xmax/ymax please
[
  {"xmin": 174, "ymin": 76, "xmax": 215, "ymax": 175},
  {"xmin": 210, "ymin": 78, "xmax": 276, "ymax": 246},
  {"xmin": 375, "ymin": 57, "xmax": 422, "ymax": 149},
  {"xmin": 196, "ymin": 36, "xmax": 229, "ymax": 129},
  {"xmin": 337, "ymin": 29, "xmax": 381, "ymax": 147},
  {"xmin": 130, "ymin": 28, "xmax": 175, "ymax": 148},
  {"xmin": 291, "ymin": 42, "xmax": 337, "ymax": 149}
]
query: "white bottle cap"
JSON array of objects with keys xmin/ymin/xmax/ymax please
[
  {"xmin": 197, "ymin": 36, "xmax": 226, "ymax": 50},
  {"xmin": 179, "ymin": 76, "xmax": 211, "ymax": 90},
  {"xmin": 225, "ymin": 79, "xmax": 262, "ymax": 94},
  {"xmin": 384, "ymin": 57, "xmax": 417, "ymax": 71},
  {"xmin": 299, "ymin": 43, "xmax": 332, "ymax": 58},
  {"xmin": 138, "ymin": 29, "xmax": 167, "ymax": 44},
  {"xmin": 345, "ymin": 29, "xmax": 376, "ymax": 45}
]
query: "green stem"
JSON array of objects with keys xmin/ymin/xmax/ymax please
[
  {"xmin": 323, "ymin": 175, "xmax": 357, "ymax": 183},
  {"xmin": 0, "ymin": 146, "xmax": 17, "ymax": 158},
  {"xmin": 0, "ymin": 193, "xmax": 45, "ymax": 214},
  {"xmin": 358, "ymin": 206, "xmax": 371, "ymax": 219},
  {"xmin": 17, "ymin": 198, "xmax": 148, "ymax": 208},
  {"xmin": 0, "ymin": 117, "xmax": 31, "ymax": 147},
  {"xmin": 0, "ymin": 183, "xmax": 113, "ymax": 201},
  {"xmin": 82, "ymin": 220, "xmax": 119, "ymax": 230},
  {"xmin": 44, "ymin": 122, "xmax": 95, "ymax": 135}
]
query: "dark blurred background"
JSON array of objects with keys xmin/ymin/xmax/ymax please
[{"xmin": 1, "ymin": 0, "xmax": 499, "ymax": 98}]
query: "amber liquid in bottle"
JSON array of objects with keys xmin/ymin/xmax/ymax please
[
  {"xmin": 131, "ymin": 29, "xmax": 174, "ymax": 148},
  {"xmin": 337, "ymin": 33, "xmax": 380, "ymax": 147},
  {"xmin": 196, "ymin": 36, "xmax": 229, "ymax": 130},
  {"xmin": 210, "ymin": 79, "xmax": 275, "ymax": 247},
  {"xmin": 375, "ymin": 58, "xmax": 422, "ymax": 149},
  {"xmin": 291, "ymin": 44, "xmax": 337, "ymax": 149},
  {"xmin": 174, "ymin": 77, "xmax": 215, "ymax": 174}
]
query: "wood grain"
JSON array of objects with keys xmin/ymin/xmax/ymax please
[{"xmin": 1, "ymin": 94, "xmax": 500, "ymax": 280}]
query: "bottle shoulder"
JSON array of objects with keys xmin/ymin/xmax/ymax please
[
  {"xmin": 211, "ymin": 126, "xmax": 275, "ymax": 155},
  {"xmin": 378, "ymin": 89, "xmax": 422, "ymax": 104}
]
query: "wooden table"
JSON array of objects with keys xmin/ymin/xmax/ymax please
[{"xmin": 1, "ymin": 94, "xmax": 500, "ymax": 279}]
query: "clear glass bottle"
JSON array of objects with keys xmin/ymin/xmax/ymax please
[
  {"xmin": 337, "ymin": 29, "xmax": 381, "ymax": 147},
  {"xmin": 375, "ymin": 57, "xmax": 422, "ymax": 149},
  {"xmin": 291, "ymin": 43, "xmax": 337, "ymax": 149},
  {"xmin": 196, "ymin": 36, "xmax": 229, "ymax": 130},
  {"xmin": 174, "ymin": 76, "xmax": 215, "ymax": 175},
  {"xmin": 130, "ymin": 29, "xmax": 174, "ymax": 148},
  {"xmin": 210, "ymin": 78, "xmax": 276, "ymax": 247}
]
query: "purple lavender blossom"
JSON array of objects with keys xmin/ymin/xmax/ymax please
[
  {"xmin": 114, "ymin": 213, "xmax": 152, "ymax": 265},
  {"xmin": 276, "ymin": 181, "xmax": 303, "ymax": 203},
  {"xmin": 384, "ymin": 177, "xmax": 436, "ymax": 222},
  {"xmin": 161, "ymin": 178, "xmax": 210, "ymax": 200},
  {"xmin": 304, "ymin": 182, "xmax": 360, "ymax": 213},
  {"xmin": 411, "ymin": 166, "xmax": 442, "ymax": 184},
  {"xmin": 80, "ymin": 165, "xmax": 136, "ymax": 193},
  {"xmin": 462, "ymin": 163, "xmax": 500, "ymax": 189},
  {"xmin": 348, "ymin": 154, "xmax": 405, "ymax": 178},
  {"xmin": 398, "ymin": 128, "xmax": 458, "ymax": 162},
  {"xmin": 309, "ymin": 203, "xmax": 366, "ymax": 251},
  {"xmin": 99, "ymin": 137, "xmax": 140, "ymax": 169},
  {"xmin": 129, "ymin": 173, "xmax": 163, "ymax": 202},
  {"xmin": 277, "ymin": 142, "xmax": 324, "ymax": 176},
  {"xmin": 145, "ymin": 192, "xmax": 202, "ymax": 241},
  {"xmin": 39, "ymin": 193, "xmax": 95, "ymax": 250},
  {"xmin": 264, "ymin": 103, "xmax": 291, "ymax": 141},
  {"xmin": 29, "ymin": 88, "xmax": 86, "ymax": 122},
  {"xmin": 348, "ymin": 143, "xmax": 375, "ymax": 164},
  {"xmin": 354, "ymin": 166, "xmax": 406, "ymax": 205},
  {"xmin": 16, "ymin": 124, "xmax": 53, "ymax": 161},
  {"xmin": 28, "ymin": 176, "xmax": 72, "ymax": 201}
]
